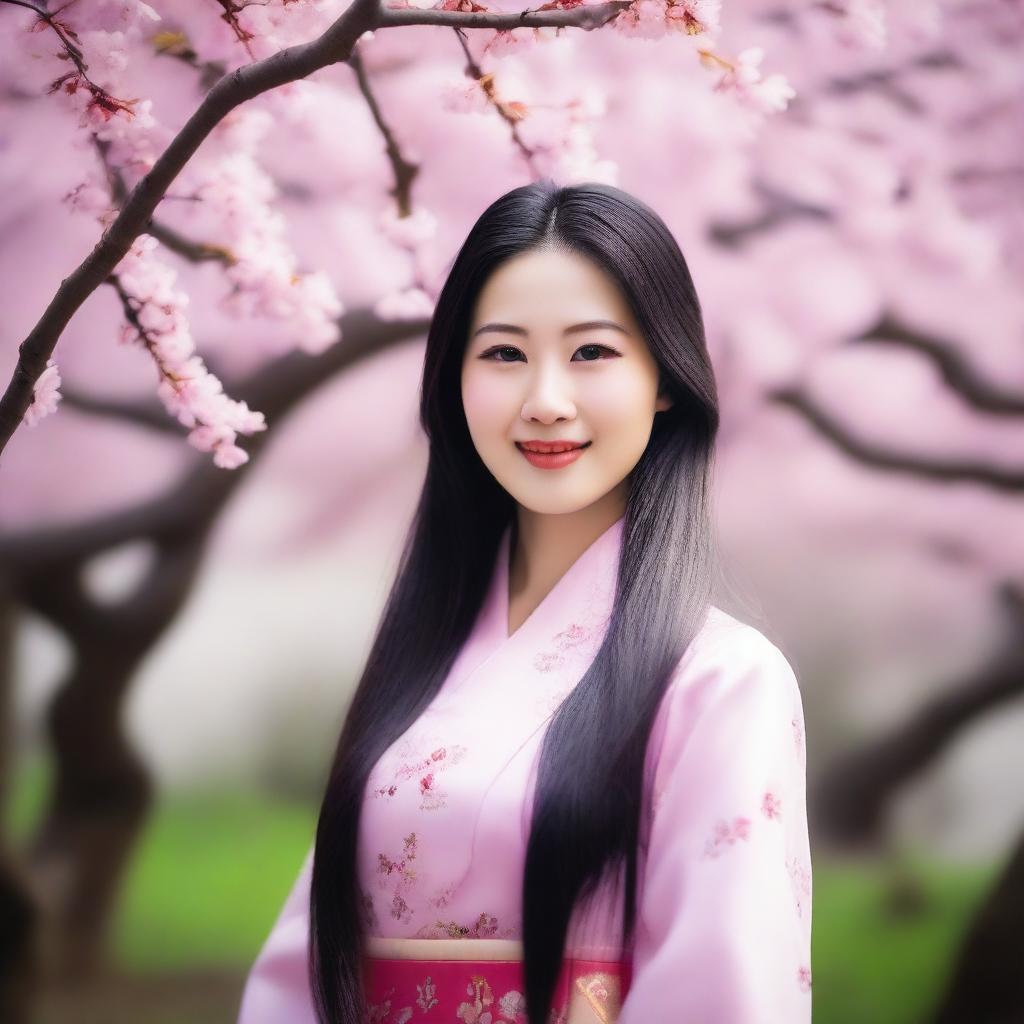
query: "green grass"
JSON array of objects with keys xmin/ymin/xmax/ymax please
[
  {"xmin": 113, "ymin": 787, "xmax": 318, "ymax": 970},
  {"xmin": 5, "ymin": 752, "xmax": 318, "ymax": 970},
  {"xmin": 5, "ymin": 752, "xmax": 1004, "ymax": 1022},
  {"xmin": 5, "ymin": 747, "xmax": 52, "ymax": 842},
  {"xmin": 810, "ymin": 852, "xmax": 998, "ymax": 1024}
]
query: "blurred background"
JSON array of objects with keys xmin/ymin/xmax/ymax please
[{"xmin": 1, "ymin": 0, "xmax": 1022, "ymax": 1021}]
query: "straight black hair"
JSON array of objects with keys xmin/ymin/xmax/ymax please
[{"xmin": 309, "ymin": 179, "xmax": 720, "ymax": 1023}]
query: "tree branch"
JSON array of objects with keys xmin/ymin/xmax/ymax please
[
  {"xmin": 769, "ymin": 384, "xmax": 1024, "ymax": 492},
  {"xmin": 347, "ymin": 49, "xmax": 420, "ymax": 217},
  {"xmin": 1, "ymin": 0, "xmax": 86, "ymax": 67},
  {"xmin": 0, "ymin": 307, "xmax": 428, "ymax": 575},
  {"xmin": 94, "ymin": 135, "xmax": 237, "ymax": 266},
  {"xmin": 451, "ymin": 27, "xmax": 540, "ymax": 177},
  {"xmin": 56, "ymin": 386, "xmax": 186, "ymax": 432},
  {"xmin": 376, "ymin": 2, "xmax": 632, "ymax": 30},
  {"xmin": 708, "ymin": 178, "xmax": 834, "ymax": 248},
  {"xmin": 849, "ymin": 313, "xmax": 1024, "ymax": 417}
]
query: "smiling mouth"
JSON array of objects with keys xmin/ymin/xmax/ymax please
[{"xmin": 515, "ymin": 441, "xmax": 592, "ymax": 454}]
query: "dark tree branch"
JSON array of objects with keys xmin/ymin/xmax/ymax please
[
  {"xmin": 708, "ymin": 178, "xmax": 834, "ymax": 248},
  {"xmin": 951, "ymin": 163, "xmax": 1024, "ymax": 186},
  {"xmin": 95, "ymin": 136, "xmax": 237, "ymax": 266},
  {"xmin": 2, "ymin": 0, "xmax": 139, "ymax": 121},
  {"xmin": 1, "ymin": 0, "xmax": 86, "ymax": 66},
  {"xmin": 849, "ymin": 313, "xmax": 1024, "ymax": 417},
  {"xmin": 348, "ymin": 49, "xmax": 420, "ymax": 217},
  {"xmin": 150, "ymin": 28, "xmax": 227, "ymax": 92},
  {"xmin": 769, "ymin": 385, "xmax": 1024, "ymax": 492},
  {"xmin": 376, "ymin": 2, "xmax": 631, "ymax": 30},
  {"xmin": 929, "ymin": 824, "xmax": 1024, "ymax": 1023},
  {"xmin": 823, "ymin": 48, "xmax": 961, "ymax": 115},
  {"xmin": 57, "ymin": 385, "xmax": 183, "ymax": 432}
]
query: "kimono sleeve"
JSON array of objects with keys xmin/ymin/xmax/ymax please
[
  {"xmin": 618, "ymin": 633, "xmax": 813, "ymax": 1024},
  {"xmin": 236, "ymin": 842, "xmax": 319, "ymax": 1024}
]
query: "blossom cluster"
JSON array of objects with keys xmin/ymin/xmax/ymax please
[
  {"xmin": 114, "ymin": 235, "xmax": 267, "ymax": 469},
  {"xmin": 195, "ymin": 107, "xmax": 344, "ymax": 354}
]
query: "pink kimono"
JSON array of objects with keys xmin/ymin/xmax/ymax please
[{"xmin": 237, "ymin": 515, "xmax": 813, "ymax": 1023}]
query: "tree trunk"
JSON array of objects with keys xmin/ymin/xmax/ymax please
[
  {"xmin": 813, "ymin": 583, "xmax": 1024, "ymax": 846},
  {"xmin": 927, "ymin": 826, "xmax": 1024, "ymax": 1024},
  {"xmin": 0, "ymin": 584, "xmax": 39, "ymax": 1022}
]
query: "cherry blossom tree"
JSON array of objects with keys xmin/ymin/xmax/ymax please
[
  {"xmin": 0, "ymin": 0, "xmax": 1021, "ymax": 1020},
  {"xmin": 0, "ymin": 0, "xmax": 795, "ymax": 468}
]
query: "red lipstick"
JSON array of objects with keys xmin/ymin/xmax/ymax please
[{"xmin": 515, "ymin": 439, "xmax": 591, "ymax": 470}]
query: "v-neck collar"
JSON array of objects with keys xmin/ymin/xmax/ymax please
[
  {"xmin": 495, "ymin": 514, "xmax": 626, "ymax": 643},
  {"xmin": 441, "ymin": 514, "xmax": 627, "ymax": 700}
]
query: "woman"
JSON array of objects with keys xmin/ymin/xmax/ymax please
[{"xmin": 237, "ymin": 180, "xmax": 813, "ymax": 1023}]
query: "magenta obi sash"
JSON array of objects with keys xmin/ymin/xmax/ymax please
[{"xmin": 361, "ymin": 938, "xmax": 633, "ymax": 1023}]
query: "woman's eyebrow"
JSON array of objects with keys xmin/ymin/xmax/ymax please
[{"xmin": 471, "ymin": 319, "xmax": 632, "ymax": 339}]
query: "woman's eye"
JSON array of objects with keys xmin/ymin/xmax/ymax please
[
  {"xmin": 479, "ymin": 344, "xmax": 618, "ymax": 362},
  {"xmin": 482, "ymin": 346, "xmax": 524, "ymax": 363},
  {"xmin": 572, "ymin": 344, "xmax": 618, "ymax": 361}
]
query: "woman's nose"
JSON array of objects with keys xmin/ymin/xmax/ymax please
[{"xmin": 520, "ymin": 365, "xmax": 576, "ymax": 423}]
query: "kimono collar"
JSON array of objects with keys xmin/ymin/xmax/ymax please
[{"xmin": 471, "ymin": 513, "xmax": 626, "ymax": 665}]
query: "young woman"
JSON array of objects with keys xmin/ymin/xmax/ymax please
[{"xmin": 237, "ymin": 180, "xmax": 813, "ymax": 1024}]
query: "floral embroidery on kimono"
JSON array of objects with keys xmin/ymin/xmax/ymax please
[
  {"xmin": 427, "ymin": 880, "xmax": 460, "ymax": 909},
  {"xmin": 701, "ymin": 815, "xmax": 752, "ymax": 859},
  {"xmin": 787, "ymin": 855, "xmax": 813, "ymax": 922},
  {"xmin": 532, "ymin": 620, "xmax": 599, "ymax": 673},
  {"xmin": 575, "ymin": 971, "xmax": 624, "ymax": 1024},
  {"xmin": 412, "ymin": 910, "xmax": 519, "ymax": 940},
  {"xmin": 366, "ymin": 986, "xmax": 413, "ymax": 1024},
  {"xmin": 797, "ymin": 964, "xmax": 813, "ymax": 992},
  {"xmin": 416, "ymin": 975, "xmax": 440, "ymax": 1012},
  {"xmin": 457, "ymin": 974, "xmax": 527, "ymax": 1023},
  {"xmin": 376, "ymin": 831, "xmax": 419, "ymax": 924},
  {"xmin": 762, "ymin": 789, "xmax": 782, "ymax": 820},
  {"xmin": 371, "ymin": 736, "xmax": 470, "ymax": 811}
]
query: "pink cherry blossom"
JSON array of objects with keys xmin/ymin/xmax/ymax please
[
  {"xmin": 710, "ymin": 46, "xmax": 796, "ymax": 116},
  {"xmin": 440, "ymin": 79, "xmax": 489, "ymax": 114},
  {"xmin": 374, "ymin": 287, "xmax": 436, "ymax": 321},
  {"xmin": 114, "ymin": 235, "xmax": 267, "ymax": 469},
  {"xmin": 23, "ymin": 359, "xmax": 62, "ymax": 428},
  {"xmin": 379, "ymin": 207, "xmax": 439, "ymax": 249}
]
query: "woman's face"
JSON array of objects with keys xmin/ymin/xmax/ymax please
[{"xmin": 461, "ymin": 246, "xmax": 672, "ymax": 516}]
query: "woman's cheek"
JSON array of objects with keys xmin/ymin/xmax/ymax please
[
  {"xmin": 585, "ymin": 371, "xmax": 651, "ymax": 431},
  {"xmin": 462, "ymin": 371, "xmax": 514, "ymax": 442},
  {"xmin": 463, "ymin": 370, "xmax": 494, "ymax": 415}
]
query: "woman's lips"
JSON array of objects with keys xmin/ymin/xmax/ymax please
[{"xmin": 515, "ymin": 441, "xmax": 592, "ymax": 469}]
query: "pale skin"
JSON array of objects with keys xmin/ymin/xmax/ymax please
[{"xmin": 461, "ymin": 245, "xmax": 673, "ymax": 638}]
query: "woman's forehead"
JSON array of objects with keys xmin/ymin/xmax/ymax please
[{"xmin": 471, "ymin": 250, "xmax": 637, "ymax": 332}]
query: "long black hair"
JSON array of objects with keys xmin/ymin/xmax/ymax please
[{"xmin": 309, "ymin": 179, "xmax": 720, "ymax": 1023}]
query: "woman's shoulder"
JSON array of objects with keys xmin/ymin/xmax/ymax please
[
  {"xmin": 667, "ymin": 604, "xmax": 801, "ymax": 709},
  {"xmin": 645, "ymin": 605, "xmax": 805, "ymax": 789},
  {"xmin": 690, "ymin": 604, "xmax": 793, "ymax": 666}
]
